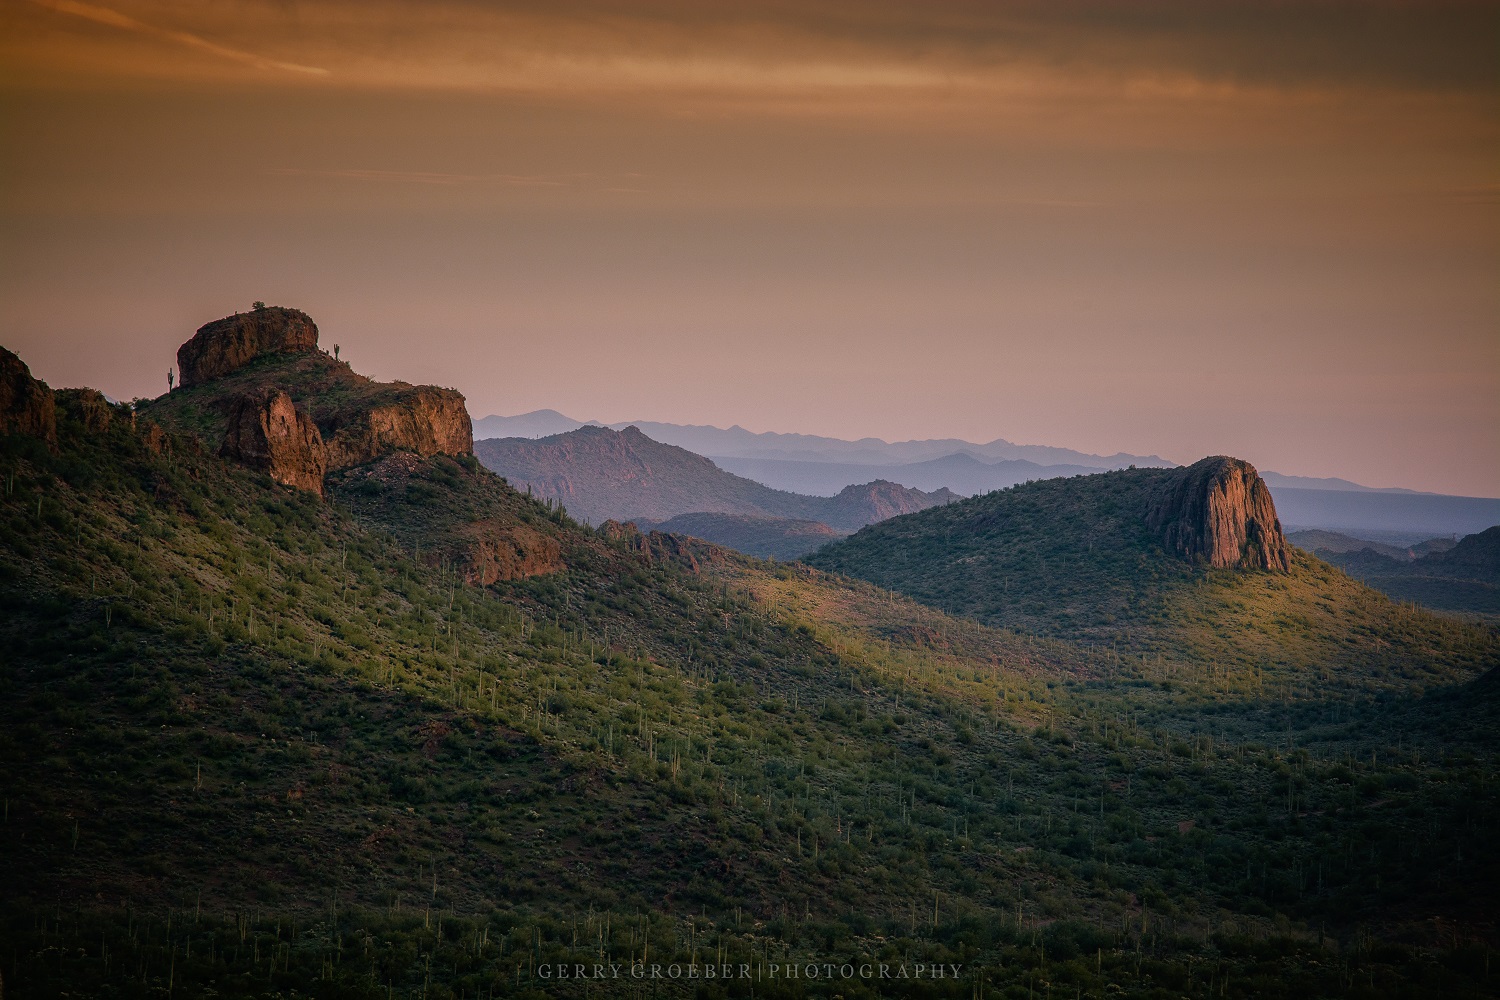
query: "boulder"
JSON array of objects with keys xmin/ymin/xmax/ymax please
[
  {"xmin": 177, "ymin": 307, "xmax": 319, "ymax": 387},
  {"xmin": 0, "ymin": 346, "xmax": 57, "ymax": 446},
  {"xmin": 1145, "ymin": 456, "xmax": 1290, "ymax": 571},
  {"xmin": 219, "ymin": 389, "xmax": 327, "ymax": 495}
]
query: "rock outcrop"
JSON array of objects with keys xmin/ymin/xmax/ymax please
[
  {"xmin": 456, "ymin": 520, "xmax": 564, "ymax": 585},
  {"xmin": 1145, "ymin": 456, "xmax": 1290, "ymax": 571},
  {"xmin": 177, "ymin": 307, "xmax": 319, "ymax": 387},
  {"xmin": 139, "ymin": 420, "xmax": 171, "ymax": 456},
  {"xmin": 321, "ymin": 386, "xmax": 473, "ymax": 470},
  {"xmin": 0, "ymin": 346, "xmax": 57, "ymax": 446},
  {"xmin": 219, "ymin": 390, "xmax": 328, "ymax": 495},
  {"xmin": 153, "ymin": 308, "xmax": 476, "ymax": 496},
  {"xmin": 56, "ymin": 388, "xmax": 116, "ymax": 434},
  {"xmin": 598, "ymin": 519, "xmax": 722, "ymax": 573}
]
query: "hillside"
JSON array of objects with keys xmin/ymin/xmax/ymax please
[
  {"xmin": 474, "ymin": 424, "xmax": 956, "ymax": 532},
  {"xmin": 807, "ymin": 458, "xmax": 1499, "ymax": 696},
  {"xmin": 1315, "ymin": 526, "xmax": 1500, "ymax": 619},
  {"xmin": 3, "ymin": 337, "xmax": 1500, "ymax": 997}
]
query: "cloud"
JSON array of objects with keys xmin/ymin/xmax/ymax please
[
  {"xmin": 28, "ymin": 0, "xmax": 329, "ymax": 76},
  {"xmin": 12, "ymin": 1, "xmax": 1498, "ymax": 101}
]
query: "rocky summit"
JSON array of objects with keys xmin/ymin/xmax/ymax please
[
  {"xmin": 1145, "ymin": 456, "xmax": 1290, "ymax": 571},
  {"xmin": 176, "ymin": 306, "xmax": 320, "ymax": 387},
  {"xmin": 146, "ymin": 307, "xmax": 472, "ymax": 496}
]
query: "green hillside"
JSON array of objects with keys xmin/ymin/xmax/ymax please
[
  {"xmin": 806, "ymin": 467, "xmax": 1497, "ymax": 700},
  {"xmin": 1, "ymin": 358, "xmax": 1498, "ymax": 997}
]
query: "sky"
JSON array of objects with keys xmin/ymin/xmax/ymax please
[{"xmin": 1, "ymin": 1, "xmax": 1496, "ymax": 495}]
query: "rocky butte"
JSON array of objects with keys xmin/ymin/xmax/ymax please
[
  {"xmin": 147, "ymin": 306, "xmax": 473, "ymax": 497},
  {"xmin": 176, "ymin": 307, "xmax": 320, "ymax": 387},
  {"xmin": 1145, "ymin": 456, "xmax": 1291, "ymax": 572},
  {"xmin": 147, "ymin": 307, "xmax": 560, "ymax": 584}
]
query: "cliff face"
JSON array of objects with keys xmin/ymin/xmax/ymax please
[
  {"xmin": 219, "ymin": 390, "xmax": 328, "ymax": 495},
  {"xmin": 1145, "ymin": 456, "xmax": 1290, "ymax": 571},
  {"xmin": 56, "ymin": 388, "xmax": 116, "ymax": 434},
  {"xmin": 0, "ymin": 347, "xmax": 57, "ymax": 446},
  {"xmin": 177, "ymin": 308, "xmax": 319, "ymax": 387},
  {"xmin": 321, "ymin": 386, "xmax": 473, "ymax": 470}
]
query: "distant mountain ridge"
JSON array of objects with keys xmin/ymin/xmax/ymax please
[
  {"xmin": 473, "ymin": 412, "xmax": 1447, "ymax": 498},
  {"xmin": 473, "ymin": 425, "xmax": 957, "ymax": 533},
  {"xmin": 1286, "ymin": 529, "xmax": 1456, "ymax": 562},
  {"xmin": 1272, "ymin": 488, "xmax": 1500, "ymax": 540},
  {"xmin": 473, "ymin": 412, "xmax": 1500, "ymax": 540},
  {"xmin": 473, "ymin": 410, "xmax": 1170, "ymax": 469}
]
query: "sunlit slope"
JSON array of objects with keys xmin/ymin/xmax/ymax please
[{"xmin": 806, "ymin": 465, "xmax": 1498, "ymax": 697}]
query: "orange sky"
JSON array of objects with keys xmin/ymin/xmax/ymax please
[{"xmin": 1, "ymin": 1, "xmax": 1496, "ymax": 494}]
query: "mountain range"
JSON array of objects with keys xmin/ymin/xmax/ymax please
[
  {"xmin": 474, "ymin": 410, "xmax": 1500, "ymax": 541},
  {"xmin": 473, "ymin": 424, "xmax": 958, "ymax": 535}
]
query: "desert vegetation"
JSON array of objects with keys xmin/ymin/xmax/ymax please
[{"xmin": 0, "ymin": 381, "xmax": 1496, "ymax": 998}]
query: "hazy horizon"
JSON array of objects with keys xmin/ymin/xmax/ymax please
[{"xmin": 2, "ymin": 1, "xmax": 1496, "ymax": 496}]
